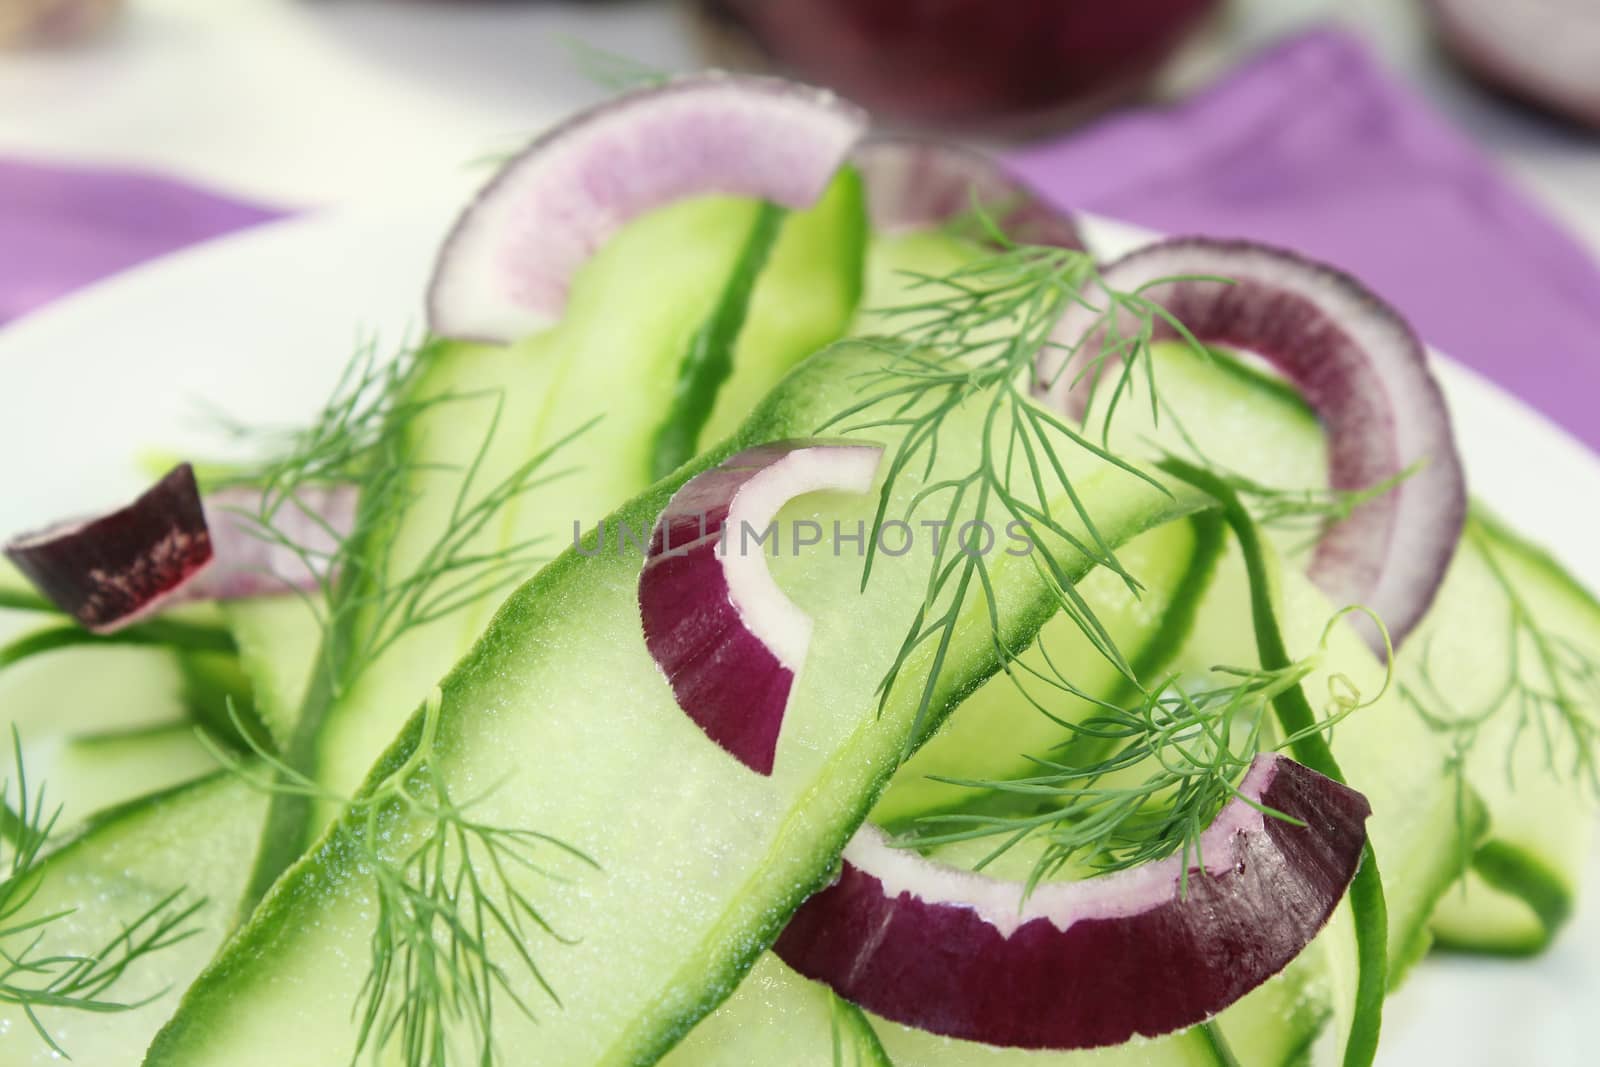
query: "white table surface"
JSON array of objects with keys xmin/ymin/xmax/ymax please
[{"xmin": 1, "ymin": 0, "xmax": 1596, "ymax": 252}]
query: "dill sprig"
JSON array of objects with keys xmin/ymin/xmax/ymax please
[
  {"xmin": 1402, "ymin": 526, "xmax": 1600, "ymax": 860},
  {"xmin": 208, "ymin": 694, "xmax": 595, "ymax": 1067},
  {"xmin": 1, "ymin": 729, "xmax": 204, "ymax": 1056},
  {"xmin": 822, "ymin": 226, "xmax": 1217, "ymax": 752},
  {"xmin": 905, "ymin": 610, "xmax": 1387, "ymax": 896},
  {"xmin": 210, "ymin": 337, "xmax": 421, "ymax": 502},
  {"xmin": 209, "ymin": 339, "xmax": 593, "ymax": 698}
]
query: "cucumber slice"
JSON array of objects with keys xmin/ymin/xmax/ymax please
[
  {"xmin": 0, "ymin": 588, "xmax": 325, "ymax": 1063},
  {"xmin": 2, "ymin": 609, "xmax": 238, "ymax": 825},
  {"xmin": 667, "ymin": 536, "xmax": 1369, "ymax": 1067},
  {"xmin": 1, "ymin": 622, "xmax": 194, "ymax": 740},
  {"xmin": 1418, "ymin": 513, "xmax": 1600, "ymax": 955},
  {"xmin": 220, "ymin": 596, "xmax": 322, "ymax": 751},
  {"xmin": 856, "ymin": 229, "xmax": 979, "ymax": 334},
  {"xmin": 698, "ymin": 168, "xmax": 867, "ymax": 448},
  {"xmin": 34, "ymin": 722, "xmax": 219, "ymax": 821},
  {"xmin": 661, "ymin": 340, "xmax": 1408, "ymax": 1067},
  {"xmin": 1432, "ymin": 842, "xmax": 1573, "ymax": 955},
  {"xmin": 264, "ymin": 180, "xmax": 868, "ymax": 889},
  {"xmin": 1172, "ymin": 538, "xmax": 1470, "ymax": 988},
  {"xmin": 144, "ymin": 341, "xmax": 1200, "ymax": 1067},
  {"xmin": 872, "ymin": 514, "xmax": 1222, "ymax": 826},
  {"xmin": 1099, "ymin": 340, "xmax": 1470, "ymax": 985},
  {"xmin": 661, "ymin": 956, "xmax": 890, "ymax": 1066},
  {"xmin": 1100, "ymin": 341, "xmax": 1327, "ymax": 503},
  {"xmin": 0, "ymin": 773, "xmax": 269, "ymax": 1066}
]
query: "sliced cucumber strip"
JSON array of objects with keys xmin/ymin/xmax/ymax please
[
  {"xmin": 0, "ymin": 586, "xmax": 324, "ymax": 1063},
  {"xmin": 1105, "ymin": 342, "xmax": 1470, "ymax": 988},
  {"xmin": 698, "ymin": 168, "xmax": 867, "ymax": 450},
  {"xmin": 1172, "ymin": 527, "xmax": 1461, "ymax": 990},
  {"xmin": 1, "ymin": 608, "xmax": 242, "ymax": 826},
  {"xmin": 0, "ymin": 773, "xmax": 269, "ymax": 1066},
  {"xmin": 144, "ymin": 341, "xmax": 1199, "ymax": 1067},
  {"xmin": 221, "ymin": 596, "xmax": 322, "ymax": 751},
  {"xmin": 872, "ymin": 516, "xmax": 1219, "ymax": 825},
  {"xmin": 662, "ymin": 956, "xmax": 890, "ymax": 1066},
  {"xmin": 1433, "ymin": 841, "xmax": 1573, "ymax": 956},
  {"xmin": 35, "ymin": 723, "xmax": 218, "ymax": 821},
  {"xmin": 261, "ymin": 181, "xmax": 868, "ymax": 895},
  {"xmin": 1418, "ymin": 513, "xmax": 1600, "ymax": 955}
]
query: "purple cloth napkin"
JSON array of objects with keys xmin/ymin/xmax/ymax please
[
  {"xmin": 0, "ymin": 158, "xmax": 284, "ymax": 326},
  {"xmin": 1008, "ymin": 27, "xmax": 1600, "ymax": 454}
]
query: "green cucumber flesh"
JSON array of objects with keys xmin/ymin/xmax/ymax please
[
  {"xmin": 1, "ymin": 610, "xmax": 233, "ymax": 826},
  {"xmin": 693, "ymin": 168, "xmax": 868, "ymax": 454},
  {"xmin": 854, "ymin": 229, "xmax": 979, "ymax": 336},
  {"xmin": 1419, "ymin": 512, "xmax": 1600, "ymax": 955},
  {"xmin": 33, "ymin": 722, "xmax": 220, "ymax": 823},
  {"xmin": 0, "ymin": 584, "xmax": 325, "ymax": 1063},
  {"xmin": 0, "ymin": 772, "xmax": 269, "ymax": 1066},
  {"xmin": 220, "ymin": 596, "xmax": 322, "ymax": 751},
  {"xmin": 144, "ymin": 340, "xmax": 1201, "ymax": 1067},
  {"xmin": 1432, "ymin": 842, "xmax": 1573, "ymax": 956},
  {"xmin": 1, "ymin": 624, "xmax": 196, "ymax": 741},
  {"xmin": 650, "ymin": 200, "xmax": 790, "ymax": 478},
  {"xmin": 871, "ymin": 516, "xmax": 1217, "ymax": 826},
  {"xmin": 1095, "ymin": 341, "xmax": 1327, "ymax": 572},
  {"xmin": 271, "ymin": 181, "xmax": 867, "ymax": 874},
  {"xmin": 1107, "ymin": 340, "xmax": 1471, "ymax": 987},
  {"xmin": 1172, "ymin": 531, "xmax": 1466, "ymax": 990},
  {"xmin": 660, "ymin": 955, "xmax": 891, "ymax": 1066}
]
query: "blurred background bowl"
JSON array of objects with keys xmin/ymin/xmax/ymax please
[{"xmin": 694, "ymin": 0, "xmax": 1223, "ymax": 129}]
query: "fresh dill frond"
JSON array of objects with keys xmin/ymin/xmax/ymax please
[
  {"xmin": 821, "ymin": 222, "xmax": 1208, "ymax": 755},
  {"xmin": 0, "ymin": 729, "xmax": 204, "ymax": 1056},
  {"xmin": 209, "ymin": 335, "xmax": 424, "ymax": 504},
  {"xmin": 905, "ymin": 612, "xmax": 1386, "ymax": 898},
  {"xmin": 207, "ymin": 339, "xmax": 592, "ymax": 698},
  {"xmin": 208, "ymin": 695, "xmax": 596, "ymax": 1067}
]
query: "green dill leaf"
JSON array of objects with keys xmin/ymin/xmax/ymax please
[
  {"xmin": 208, "ymin": 693, "xmax": 594, "ymax": 1067},
  {"xmin": 1, "ymin": 728, "xmax": 203, "ymax": 1056}
]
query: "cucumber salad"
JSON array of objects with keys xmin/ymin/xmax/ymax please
[{"xmin": 2, "ymin": 74, "xmax": 1597, "ymax": 1067}]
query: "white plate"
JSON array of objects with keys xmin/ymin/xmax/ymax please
[{"xmin": 0, "ymin": 202, "xmax": 1595, "ymax": 1066}]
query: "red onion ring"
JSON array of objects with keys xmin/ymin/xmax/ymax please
[
  {"xmin": 638, "ymin": 440, "xmax": 882, "ymax": 776},
  {"xmin": 775, "ymin": 753, "xmax": 1370, "ymax": 1049},
  {"xmin": 852, "ymin": 138, "xmax": 1085, "ymax": 249},
  {"xmin": 428, "ymin": 73, "xmax": 869, "ymax": 344},
  {"xmin": 1045, "ymin": 238, "xmax": 1466, "ymax": 650}
]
